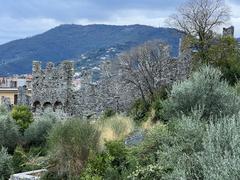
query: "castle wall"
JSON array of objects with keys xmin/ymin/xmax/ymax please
[
  {"xmin": 31, "ymin": 48, "xmax": 191, "ymax": 117},
  {"xmin": 31, "ymin": 61, "xmax": 74, "ymax": 113}
]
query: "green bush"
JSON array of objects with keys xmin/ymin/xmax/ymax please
[
  {"xmin": 235, "ymin": 81, "xmax": 240, "ymax": 95},
  {"xmin": 0, "ymin": 147, "xmax": 13, "ymax": 179},
  {"xmin": 133, "ymin": 110, "xmax": 205, "ymax": 179},
  {"xmin": 0, "ymin": 105, "xmax": 8, "ymax": 114},
  {"xmin": 152, "ymin": 87, "xmax": 170, "ymax": 122},
  {"xmin": 0, "ymin": 112, "xmax": 20, "ymax": 153},
  {"xmin": 81, "ymin": 141, "xmax": 131, "ymax": 179},
  {"xmin": 81, "ymin": 152, "xmax": 113, "ymax": 179},
  {"xmin": 47, "ymin": 118, "xmax": 100, "ymax": 178},
  {"xmin": 207, "ymin": 36, "xmax": 240, "ymax": 85},
  {"xmin": 24, "ymin": 114, "xmax": 57, "ymax": 147},
  {"xmin": 103, "ymin": 108, "xmax": 116, "ymax": 118},
  {"xmin": 12, "ymin": 146, "xmax": 47, "ymax": 173},
  {"xmin": 12, "ymin": 146, "xmax": 27, "ymax": 173},
  {"xmin": 152, "ymin": 98, "xmax": 165, "ymax": 122},
  {"xmin": 105, "ymin": 141, "xmax": 128, "ymax": 169},
  {"xmin": 152, "ymin": 85, "xmax": 169, "ymax": 101},
  {"xmin": 11, "ymin": 105, "xmax": 33, "ymax": 133},
  {"xmin": 195, "ymin": 114, "xmax": 240, "ymax": 179},
  {"xmin": 163, "ymin": 65, "xmax": 240, "ymax": 120},
  {"xmin": 127, "ymin": 164, "xmax": 167, "ymax": 180},
  {"xmin": 130, "ymin": 99, "xmax": 150, "ymax": 123}
]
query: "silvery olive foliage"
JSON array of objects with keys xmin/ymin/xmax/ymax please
[
  {"xmin": 0, "ymin": 107, "xmax": 20, "ymax": 153},
  {"xmin": 164, "ymin": 65, "xmax": 240, "ymax": 120},
  {"xmin": 196, "ymin": 114, "xmax": 240, "ymax": 179},
  {"xmin": 0, "ymin": 147, "xmax": 13, "ymax": 179}
]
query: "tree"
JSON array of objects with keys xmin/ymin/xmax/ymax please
[
  {"xmin": 119, "ymin": 40, "xmax": 170, "ymax": 107},
  {"xmin": 168, "ymin": 0, "xmax": 230, "ymax": 62},
  {"xmin": 163, "ymin": 66, "xmax": 240, "ymax": 120},
  {"xmin": 11, "ymin": 105, "xmax": 33, "ymax": 133},
  {"xmin": 0, "ymin": 109, "xmax": 20, "ymax": 153},
  {"xmin": 207, "ymin": 36, "xmax": 240, "ymax": 85}
]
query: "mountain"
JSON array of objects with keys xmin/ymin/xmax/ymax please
[{"xmin": 0, "ymin": 24, "xmax": 183, "ymax": 75}]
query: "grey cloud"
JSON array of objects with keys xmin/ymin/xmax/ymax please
[
  {"xmin": 0, "ymin": 0, "xmax": 183, "ymax": 21},
  {"xmin": 0, "ymin": 0, "xmax": 239, "ymax": 44}
]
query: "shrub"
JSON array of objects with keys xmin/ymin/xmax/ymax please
[
  {"xmin": 207, "ymin": 36, "xmax": 240, "ymax": 85},
  {"xmin": 81, "ymin": 141, "xmax": 131, "ymax": 180},
  {"xmin": 0, "ymin": 112, "xmax": 20, "ymax": 153},
  {"xmin": 81, "ymin": 152, "xmax": 113, "ymax": 179},
  {"xmin": 103, "ymin": 141, "xmax": 130, "ymax": 179},
  {"xmin": 196, "ymin": 114, "xmax": 240, "ymax": 179},
  {"xmin": 127, "ymin": 164, "xmax": 167, "ymax": 180},
  {"xmin": 162, "ymin": 112, "xmax": 240, "ymax": 179},
  {"xmin": 11, "ymin": 105, "xmax": 33, "ymax": 133},
  {"xmin": 163, "ymin": 65, "xmax": 240, "ymax": 120},
  {"xmin": 12, "ymin": 146, "xmax": 47, "ymax": 173},
  {"xmin": 235, "ymin": 81, "xmax": 240, "ymax": 95},
  {"xmin": 0, "ymin": 105, "xmax": 8, "ymax": 114},
  {"xmin": 47, "ymin": 118, "xmax": 100, "ymax": 178},
  {"xmin": 12, "ymin": 146, "xmax": 27, "ymax": 173},
  {"xmin": 152, "ymin": 98, "xmax": 165, "ymax": 122},
  {"xmin": 0, "ymin": 147, "xmax": 13, "ymax": 179},
  {"xmin": 24, "ymin": 113, "xmax": 58, "ymax": 147},
  {"xmin": 134, "ymin": 110, "xmax": 205, "ymax": 179},
  {"xmin": 103, "ymin": 108, "xmax": 116, "ymax": 118},
  {"xmin": 105, "ymin": 141, "xmax": 128, "ymax": 168},
  {"xmin": 130, "ymin": 99, "xmax": 150, "ymax": 123}
]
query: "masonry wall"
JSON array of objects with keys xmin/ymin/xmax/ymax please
[
  {"xmin": 31, "ymin": 61, "xmax": 74, "ymax": 113},
  {"xmin": 31, "ymin": 48, "xmax": 191, "ymax": 117}
]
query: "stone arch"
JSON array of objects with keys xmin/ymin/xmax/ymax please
[
  {"xmin": 43, "ymin": 102, "xmax": 53, "ymax": 112},
  {"xmin": 53, "ymin": 101, "xmax": 63, "ymax": 112},
  {"xmin": 33, "ymin": 101, "xmax": 41, "ymax": 112}
]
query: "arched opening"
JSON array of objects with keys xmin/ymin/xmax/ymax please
[
  {"xmin": 33, "ymin": 101, "xmax": 41, "ymax": 112},
  {"xmin": 53, "ymin": 101, "xmax": 63, "ymax": 112},
  {"xmin": 43, "ymin": 102, "xmax": 52, "ymax": 112}
]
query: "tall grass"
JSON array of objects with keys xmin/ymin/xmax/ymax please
[{"xmin": 97, "ymin": 114, "xmax": 135, "ymax": 150}]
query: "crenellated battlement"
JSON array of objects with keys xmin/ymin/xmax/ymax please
[
  {"xmin": 31, "ymin": 44, "xmax": 192, "ymax": 117},
  {"xmin": 33, "ymin": 60, "xmax": 74, "ymax": 77},
  {"xmin": 32, "ymin": 61, "xmax": 42, "ymax": 73}
]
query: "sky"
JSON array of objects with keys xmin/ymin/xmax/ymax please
[{"xmin": 0, "ymin": 0, "xmax": 239, "ymax": 45}]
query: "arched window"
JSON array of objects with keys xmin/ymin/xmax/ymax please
[
  {"xmin": 53, "ymin": 101, "xmax": 63, "ymax": 112},
  {"xmin": 33, "ymin": 101, "xmax": 41, "ymax": 112},
  {"xmin": 43, "ymin": 102, "xmax": 52, "ymax": 112}
]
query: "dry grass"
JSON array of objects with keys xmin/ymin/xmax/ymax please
[
  {"xmin": 142, "ymin": 108, "xmax": 157, "ymax": 130},
  {"xmin": 96, "ymin": 114, "xmax": 135, "ymax": 150}
]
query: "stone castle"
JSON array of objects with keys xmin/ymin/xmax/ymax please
[
  {"xmin": 31, "ymin": 60, "xmax": 139, "ymax": 117},
  {"xmin": 31, "ymin": 42, "xmax": 192, "ymax": 117},
  {"xmin": 1, "ymin": 26, "xmax": 236, "ymax": 117}
]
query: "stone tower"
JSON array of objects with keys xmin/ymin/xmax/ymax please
[
  {"xmin": 31, "ymin": 60, "xmax": 74, "ymax": 113},
  {"xmin": 223, "ymin": 26, "xmax": 234, "ymax": 37}
]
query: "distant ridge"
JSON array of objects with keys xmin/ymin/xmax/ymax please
[{"xmin": 0, "ymin": 24, "xmax": 183, "ymax": 75}]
